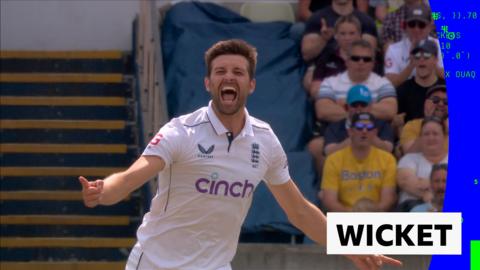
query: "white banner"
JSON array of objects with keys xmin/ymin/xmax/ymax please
[{"xmin": 327, "ymin": 212, "xmax": 462, "ymax": 255}]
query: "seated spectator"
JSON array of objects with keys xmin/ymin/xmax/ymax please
[
  {"xmin": 396, "ymin": 117, "xmax": 448, "ymax": 212},
  {"xmin": 356, "ymin": 0, "xmax": 388, "ymax": 22},
  {"xmin": 307, "ymin": 39, "xmax": 395, "ymax": 181},
  {"xmin": 315, "ymin": 39, "xmax": 397, "ymax": 122},
  {"xmin": 301, "ymin": 0, "xmax": 378, "ymax": 65},
  {"xmin": 384, "ymin": 3, "xmax": 444, "ymax": 87},
  {"xmin": 396, "ymin": 39, "xmax": 446, "ymax": 124},
  {"xmin": 324, "ymin": 84, "xmax": 394, "ymax": 155},
  {"xmin": 382, "ymin": 0, "xmax": 426, "ymax": 49},
  {"xmin": 304, "ymin": 14, "xmax": 362, "ymax": 97},
  {"xmin": 321, "ymin": 112, "xmax": 397, "ymax": 212},
  {"xmin": 400, "ymin": 84, "xmax": 448, "ymax": 154},
  {"xmin": 411, "ymin": 163, "xmax": 447, "ymax": 212}
]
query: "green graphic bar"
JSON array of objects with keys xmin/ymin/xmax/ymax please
[{"xmin": 472, "ymin": 240, "xmax": 479, "ymax": 270}]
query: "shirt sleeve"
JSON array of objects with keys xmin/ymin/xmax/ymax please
[
  {"xmin": 382, "ymin": 153, "xmax": 397, "ymax": 188},
  {"xmin": 316, "ymin": 77, "xmax": 336, "ymax": 101},
  {"xmin": 321, "ymin": 153, "xmax": 340, "ymax": 191},
  {"xmin": 142, "ymin": 118, "xmax": 186, "ymax": 169},
  {"xmin": 384, "ymin": 45, "xmax": 400, "ymax": 74},
  {"xmin": 377, "ymin": 77, "xmax": 397, "ymax": 101},
  {"xmin": 397, "ymin": 153, "xmax": 418, "ymax": 170},
  {"xmin": 263, "ymin": 131, "xmax": 291, "ymax": 185},
  {"xmin": 399, "ymin": 120, "xmax": 420, "ymax": 146}
]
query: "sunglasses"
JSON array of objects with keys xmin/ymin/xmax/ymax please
[
  {"xmin": 407, "ymin": 20, "xmax": 427, "ymax": 29},
  {"xmin": 413, "ymin": 52, "xmax": 433, "ymax": 60},
  {"xmin": 353, "ymin": 122, "xmax": 375, "ymax": 131},
  {"xmin": 350, "ymin": 55, "xmax": 373, "ymax": 63},
  {"xmin": 429, "ymin": 96, "xmax": 448, "ymax": 105}
]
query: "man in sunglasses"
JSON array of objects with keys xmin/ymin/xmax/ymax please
[
  {"xmin": 400, "ymin": 84, "xmax": 448, "ymax": 154},
  {"xmin": 321, "ymin": 112, "xmax": 397, "ymax": 212},
  {"xmin": 324, "ymin": 84, "xmax": 394, "ymax": 156},
  {"xmin": 394, "ymin": 39, "xmax": 446, "ymax": 133},
  {"xmin": 384, "ymin": 3, "xmax": 444, "ymax": 87},
  {"xmin": 315, "ymin": 39, "xmax": 397, "ymax": 123}
]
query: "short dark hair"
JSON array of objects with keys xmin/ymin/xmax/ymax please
[
  {"xmin": 204, "ymin": 39, "xmax": 257, "ymax": 78},
  {"xmin": 430, "ymin": 163, "xmax": 447, "ymax": 179}
]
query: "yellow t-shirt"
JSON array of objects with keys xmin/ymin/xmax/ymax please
[
  {"xmin": 400, "ymin": 118, "xmax": 449, "ymax": 149},
  {"xmin": 321, "ymin": 147, "xmax": 397, "ymax": 208}
]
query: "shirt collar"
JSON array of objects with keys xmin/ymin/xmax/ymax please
[{"xmin": 206, "ymin": 101, "xmax": 254, "ymax": 137}]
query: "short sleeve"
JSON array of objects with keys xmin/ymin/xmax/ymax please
[
  {"xmin": 376, "ymin": 78, "xmax": 397, "ymax": 101},
  {"xmin": 384, "ymin": 46, "xmax": 401, "ymax": 74},
  {"xmin": 142, "ymin": 118, "xmax": 185, "ymax": 168},
  {"xmin": 316, "ymin": 77, "xmax": 336, "ymax": 101},
  {"xmin": 263, "ymin": 132, "xmax": 291, "ymax": 185},
  {"xmin": 382, "ymin": 153, "xmax": 397, "ymax": 188},
  {"xmin": 397, "ymin": 153, "xmax": 419, "ymax": 170},
  {"xmin": 399, "ymin": 120, "xmax": 421, "ymax": 146},
  {"xmin": 321, "ymin": 154, "xmax": 341, "ymax": 191}
]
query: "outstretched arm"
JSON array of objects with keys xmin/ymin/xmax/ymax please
[
  {"xmin": 268, "ymin": 179, "xmax": 402, "ymax": 269},
  {"xmin": 79, "ymin": 155, "xmax": 165, "ymax": 207}
]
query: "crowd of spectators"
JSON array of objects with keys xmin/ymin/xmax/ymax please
[{"xmin": 297, "ymin": 0, "xmax": 448, "ymax": 213}]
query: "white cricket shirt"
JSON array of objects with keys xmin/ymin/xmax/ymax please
[{"xmin": 136, "ymin": 102, "xmax": 291, "ymax": 269}]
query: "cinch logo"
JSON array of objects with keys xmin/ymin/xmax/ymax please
[
  {"xmin": 327, "ymin": 213, "xmax": 462, "ymax": 255},
  {"xmin": 195, "ymin": 178, "xmax": 255, "ymax": 198},
  {"xmin": 197, "ymin": 144, "xmax": 214, "ymax": 159}
]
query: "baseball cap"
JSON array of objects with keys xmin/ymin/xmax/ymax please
[
  {"xmin": 347, "ymin": 84, "xmax": 372, "ymax": 105},
  {"xmin": 426, "ymin": 84, "xmax": 447, "ymax": 98},
  {"xmin": 406, "ymin": 4, "xmax": 431, "ymax": 22},
  {"xmin": 411, "ymin": 39, "xmax": 438, "ymax": 55},
  {"xmin": 351, "ymin": 112, "xmax": 376, "ymax": 127}
]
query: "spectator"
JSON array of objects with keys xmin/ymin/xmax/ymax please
[
  {"xmin": 304, "ymin": 14, "xmax": 362, "ymax": 97},
  {"xmin": 396, "ymin": 39, "xmax": 446, "ymax": 124},
  {"xmin": 382, "ymin": 0, "xmax": 426, "ymax": 49},
  {"xmin": 357, "ymin": 0, "xmax": 388, "ymax": 22},
  {"xmin": 399, "ymin": 84, "xmax": 448, "ymax": 154},
  {"xmin": 396, "ymin": 117, "xmax": 448, "ymax": 212},
  {"xmin": 307, "ymin": 39, "xmax": 395, "ymax": 182},
  {"xmin": 410, "ymin": 163, "xmax": 447, "ymax": 212},
  {"xmin": 298, "ymin": 0, "xmax": 333, "ymax": 22},
  {"xmin": 315, "ymin": 39, "xmax": 397, "ymax": 123},
  {"xmin": 324, "ymin": 84, "xmax": 394, "ymax": 155},
  {"xmin": 321, "ymin": 112, "xmax": 397, "ymax": 212},
  {"xmin": 384, "ymin": 3, "xmax": 444, "ymax": 87},
  {"xmin": 301, "ymin": 0, "xmax": 378, "ymax": 64}
]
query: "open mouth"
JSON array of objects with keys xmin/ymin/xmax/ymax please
[{"xmin": 220, "ymin": 86, "xmax": 238, "ymax": 103}]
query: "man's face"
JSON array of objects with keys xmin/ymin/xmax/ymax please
[
  {"xmin": 346, "ymin": 47, "xmax": 374, "ymax": 82},
  {"xmin": 412, "ymin": 51, "xmax": 437, "ymax": 79},
  {"xmin": 431, "ymin": 169, "xmax": 447, "ymax": 204},
  {"xmin": 349, "ymin": 120, "xmax": 376, "ymax": 147},
  {"xmin": 420, "ymin": 121, "xmax": 445, "ymax": 151},
  {"xmin": 347, "ymin": 102, "xmax": 371, "ymax": 117},
  {"xmin": 205, "ymin": 54, "xmax": 255, "ymax": 116},
  {"xmin": 335, "ymin": 22, "xmax": 361, "ymax": 51},
  {"xmin": 424, "ymin": 91, "xmax": 448, "ymax": 118},
  {"xmin": 405, "ymin": 20, "xmax": 432, "ymax": 44}
]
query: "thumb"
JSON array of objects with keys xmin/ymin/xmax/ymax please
[
  {"xmin": 321, "ymin": 18, "xmax": 327, "ymax": 29},
  {"xmin": 78, "ymin": 176, "xmax": 90, "ymax": 190}
]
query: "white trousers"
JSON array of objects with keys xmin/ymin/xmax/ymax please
[{"xmin": 126, "ymin": 242, "xmax": 232, "ymax": 270}]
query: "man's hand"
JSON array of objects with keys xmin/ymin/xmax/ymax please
[
  {"xmin": 79, "ymin": 176, "xmax": 104, "ymax": 208},
  {"xmin": 320, "ymin": 18, "xmax": 334, "ymax": 41},
  {"xmin": 346, "ymin": 254, "xmax": 403, "ymax": 270}
]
